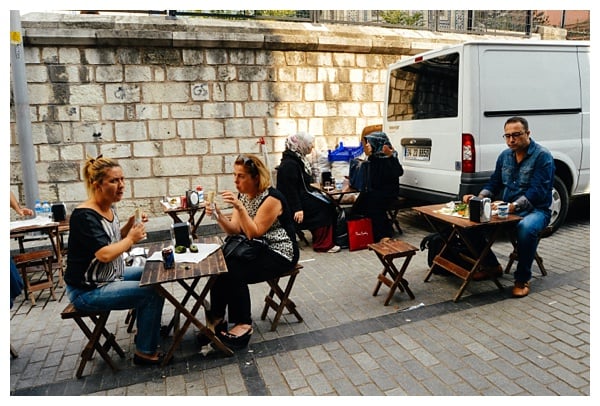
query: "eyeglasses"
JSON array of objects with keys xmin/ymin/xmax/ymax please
[
  {"xmin": 235, "ymin": 155, "xmax": 258, "ymax": 174},
  {"xmin": 502, "ymin": 131, "xmax": 526, "ymax": 140}
]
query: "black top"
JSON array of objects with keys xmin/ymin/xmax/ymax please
[
  {"xmin": 65, "ymin": 207, "xmax": 126, "ymax": 290},
  {"xmin": 367, "ymin": 153, "xmax": 404, "ymax": 197},
  {"xmin": 276, "ymin": 150, "xmax": 335, "ymax": 230},
  {"xmin": 267, "ymin": 187, "xmax": 300, "ymax": 264}
]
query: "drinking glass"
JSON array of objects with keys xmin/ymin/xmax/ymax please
[{"xmin": 206, "ymin": 191, "xmax": 217, "ymax": 219}]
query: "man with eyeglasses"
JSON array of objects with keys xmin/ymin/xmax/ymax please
[{"xmin": 462, "ymin": 116, "xmax": 555, "ymax": 298}]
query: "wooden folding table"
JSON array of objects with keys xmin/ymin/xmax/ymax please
[
  {"xmin": 413, "ymin": 203, "xmax": 521, "ymax": 302},
  {"xmin": 140, "ymin": 236, "xmax": 233, "ymax": 366},
  {"xmin": 162, "ymin": 204, "xmax": 207, "ymax": 239}
]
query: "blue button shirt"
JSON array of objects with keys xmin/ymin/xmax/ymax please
[{"xmin": 481, "ymin": 138, "xmax": 555, "ymax": 214}]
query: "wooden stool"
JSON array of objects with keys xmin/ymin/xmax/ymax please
[
  {"xmin": 504, "ymin": 226, "xmax": 552, "ymax": 276},
  {"xmin": 13, "ymin": 250, "xmax": 56, "ymax": 305},
  {"xmin": 385, "ymin": 196, "xmax": 408, "ymax": 235},
  {"xmin": 369, "ymin": 239, "xmax": 418, "ymax": 305},
  {"xmin": 61, "ymin": 303, "xmax": 126, "ymax": 379},
  {"xmin": 260, "ymin": 264, "xmax": 304, "ymax": 331}
]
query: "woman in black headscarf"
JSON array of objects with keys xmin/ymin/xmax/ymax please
[
  {"xmin": 276, "ymin": 132, "xmax": 340, "ymax": 253},
  {"xmin": 352, "ymin": 131, "xmax": 404, "ymax": 242}
]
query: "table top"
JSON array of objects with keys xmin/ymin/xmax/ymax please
[
  {"xmin": 10, "ymin": 218, "xmax": 60, "ymax": 234},
  {"xmin": 310, "ymin": 182, "xmax": 358, "ymax": 197},
  {"xmin": 161, "ymin": 202, "xmax": 206, "ymax": 214},
  {"xmin": 140, "ymin": 236, "xmax": 227, "ymax": 287},
  {"xmin": 413, "ymin": 203, "xmax": 521, "ymax": 229}
]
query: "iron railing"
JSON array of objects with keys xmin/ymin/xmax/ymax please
[{"xmin": 76, "ymin": 10, "xmax": 590, "ymax": 40}]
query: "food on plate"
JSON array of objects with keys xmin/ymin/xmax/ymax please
[
  {"xmin": 174, "ymin": 245, "xmax": 187, "ymax": 254},
  {"xmin": 189, "ymin": 244, "xmax": 198, "ymax": 253},
  {"xmin": 453, "ymin": 203, "xmax": 468, "ymax": 216}
]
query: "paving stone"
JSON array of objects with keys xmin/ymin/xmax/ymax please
[{"xmin": 9, "ymin": 204, "xmax": 589, "ymax": 396}]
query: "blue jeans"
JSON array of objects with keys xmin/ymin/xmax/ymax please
[
  {"xmin": 512, "ymin": 208, "xmax": 551, "ymax": 283},
  {"xmin": 10, "ymin": 257, "xmax": 24, "ymax": 308},
  {"xmin": 469, "ymin": 208, "xmax": 550, "ymax": 283},
  {"xmin": 66, "ymin": 266, "xmax": 165, "ymax": 355}
]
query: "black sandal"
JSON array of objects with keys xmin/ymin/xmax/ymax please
[
  {"xmin": 219, "ymin": 326, "xmax": 253, "ymax": 350},
  {"xmin": 196, "ymin": 320, "xmax": 228, "ymax": 347}
]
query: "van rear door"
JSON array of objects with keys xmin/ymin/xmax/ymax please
[{"xmin": 385, "ymin": 48, "xmax": 464, "ymax": 202}]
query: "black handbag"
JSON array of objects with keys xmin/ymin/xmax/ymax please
[
  {"xmin": 222, "ymin": 234, "xmax": 268, "ymax": 261},
  {"xmin": 300, "ymin": 169, "xmax": 331, "ymax": 205}
]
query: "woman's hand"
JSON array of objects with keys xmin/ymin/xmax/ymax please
[
  {"xmin": 221, "ymin": 190, "xmax": 242, "ymax": 210},
  {"xmin": 294, "ymin": 210, "xmax": 304, "ymax": 224},
  {"xmin": 17, "ymin": 207, "xmax": 34, "ymax": 217},
  {"xmin": 382, "ymin": 144, "xmax": 394, "ymax": 157},
  {"xmin": 127, "ymin": 222, "xmax": 147, "ymax": 244},
  {"xmin": 205, "ymin": 201, "xmax": 219, "ymax": 218}
]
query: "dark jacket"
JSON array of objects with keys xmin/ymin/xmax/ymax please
[
  {"xmin": 276, "ymin": 150, "xmax": 335, "ymax": 230},
  {"xmin": 367, "ymin": 153, "xmax": 403, "ymax": 197}
]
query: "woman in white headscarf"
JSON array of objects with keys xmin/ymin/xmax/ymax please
[{"xmin": 276, "ymin": 132, "xmax": 340, "ymax": 253}]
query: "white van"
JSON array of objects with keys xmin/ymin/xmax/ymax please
[{"xmin": 384, "ymin": 40, "xmax": 590, "ymax": 231}]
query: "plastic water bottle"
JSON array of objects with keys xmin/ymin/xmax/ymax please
[
  {"xmin": 42, "ymin": 201, "xmax": 52, "ymax": 220},
  {"xmin": 34, "ymin": 200, "xmax": 42, "ymax": 218}
]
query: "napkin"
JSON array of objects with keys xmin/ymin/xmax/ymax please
[{"xmin": 10, "ymin": 217, "xmax": 54, "ymax": 230}]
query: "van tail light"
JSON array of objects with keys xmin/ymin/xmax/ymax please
[{"xmin": 462, "ymin": 133, "xmax": 475, "ymax": 173}]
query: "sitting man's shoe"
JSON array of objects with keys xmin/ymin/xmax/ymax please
[
  {"xmin": 471, "ymin": 264, "xmax": 503, "ymax": 281},
  {"xmin": 512, "ymin": 281, "xmax": 530, "ymax": 298}
]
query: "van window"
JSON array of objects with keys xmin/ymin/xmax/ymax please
[{"xmin": 387, "ymin": 52, "xmax": 459, "ymax": 121}]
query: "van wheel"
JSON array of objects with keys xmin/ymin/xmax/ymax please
[{"xmin": 549, "ymin": 176, "xmax": 568, "ymax": 233}]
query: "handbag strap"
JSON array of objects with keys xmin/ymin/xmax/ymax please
[{"xmin": 299, "ymin": 166, "xmax": 318, "ymax": 195}]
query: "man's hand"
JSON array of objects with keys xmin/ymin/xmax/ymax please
[{"xmin": 462, "ymin": 194, "xmax": 475, "ymax": 203}]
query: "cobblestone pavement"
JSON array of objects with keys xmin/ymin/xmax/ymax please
[{"xmin": 9, "ymin": 198, "xmax": 590, "ymax": 397}]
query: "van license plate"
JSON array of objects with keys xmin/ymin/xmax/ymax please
[{"xmin": 404, "ymin": 147, "xmax": 431, "ymax": 161}]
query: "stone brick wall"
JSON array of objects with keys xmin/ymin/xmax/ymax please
[{"xmin": 9, "ymin": 12, "xmax": 534, "ymax": 220}]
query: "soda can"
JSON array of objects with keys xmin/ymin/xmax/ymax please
[{"xmin": 162, "ymin": 247, "xmax": 175, "ymax": 269}]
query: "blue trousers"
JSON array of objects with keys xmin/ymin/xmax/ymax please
[
  {"xmin": 10, "ymin": 258, "xmax": 24, "ymax": 308},
  {"xmin": 469, "ymin": 208, "xmax": 550, "ymax": 283},
  {"xmin": 66, "ymin": 266, "xmax": 165, "ymax": 355},
  {"xmin": 511, "ymin": 209, "xmax": 551, "ymax": 282}
]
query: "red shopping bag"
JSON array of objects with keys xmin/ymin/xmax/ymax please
[{"xmin": 347, "ymin": 217, "xmax": 374, "ymax": 251}]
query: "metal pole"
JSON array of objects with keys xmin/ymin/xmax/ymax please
[
  {"xmin": 525, "ymin": 10, "xmax": 532, "ymax": 36},
  {"xmin": 10, "ymin": 10, "xmax": 39, "ymax": 209}
]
